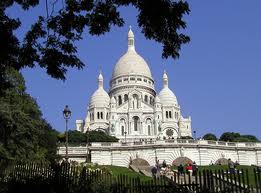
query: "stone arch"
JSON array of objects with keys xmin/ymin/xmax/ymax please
[
  {"xmin": 119, "ymin": 118, "xmax": 126, "ymax": 136},
  {"xmin": 215, "ymin": 158, "xmax": 233, "ymax": 165},
  {"xmin": 95, "ymin": 128, "xmax": 108, "ymax": 134},
  {"xmin": 172, "ymin": 157, "xmax": 193, "ymax": 166}
]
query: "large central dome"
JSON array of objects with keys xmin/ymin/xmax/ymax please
[{"xmin": 111, "ymin": 27, "xmax": 152, "ymax": 80}]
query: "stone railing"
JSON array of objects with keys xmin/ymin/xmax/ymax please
[{"xmin": 58, "ymin": 140, "xmax": 261, "ymax": 149}]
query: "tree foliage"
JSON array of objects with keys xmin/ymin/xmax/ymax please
[
  {"xmin": 203, "ymin": 133, "xmax": 217, "ymax": 141},
  {"xmin": 0, "ymin": 68, "xmax": 58, "ymax": 161},
  {"xmin": 0, "ymin": 0, "xmax": 190, "ymax": 91},
  {"xmin": 58, "ymin": 130, "xmax": 119, "ymax": 145},
  {"xmin": 219, "ymin": 132, "xmax": 259, "ymax": 142}
]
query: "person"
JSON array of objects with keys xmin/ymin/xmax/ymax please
[
  {"xmin": 192, "ymin": 161, "xmax": 198, "ymax": 176},
  {"xmin": 228, "ymin": 158, "xmax": 235, "ymax": 174},
  {"xmin": 151, "ymin": 166, "xmax": 157, "ymax": 178},
  {"xmin": 162, "ymin": 160, "xmax": 167, "ymax": 168},
  {"xmin": 178, "ymin": 164, "xmax": 184, "ymax": 174},
  {"xmin": 187, "ymin": 163, "xmax": 193, "ymax": 175}
]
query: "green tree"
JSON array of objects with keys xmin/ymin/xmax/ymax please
[
  {"xmin": 58, "ymin": 130, "xmax": 119, "ymax": 145},
  {"xmin": 219, "ymin": 132, "xmax": 259, "ymax": 142},
  {"xmin": 219, "ymin": 132, "xmax": 241, "ymax": 142},
  {"xmin": 203, "ymin": 133, "xmax": 217, "ymax": 141},
  {"xmin": 89, "ymin": 130, "xmax": 119, "ymax": 142},
  {"xmin": 1, "ymin": 0, "xmax": 190, "ymax": 91},
  {"xmin": 0, "ymin": 68, "xmax": 58, "ymax": 161}
]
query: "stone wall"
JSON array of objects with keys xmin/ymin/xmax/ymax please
[{"xmin": 58, "ymin": 140, "xmax": 261, "ymax": 167}]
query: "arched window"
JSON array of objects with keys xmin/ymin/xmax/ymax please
[
  {"xmin": 101, "ymin": 112, "xmax": 103, "ymax": 119},
  {"xmin": 166, "ymin": 111, "xmax": 168, "ymax": 118},
  {"xmin": 92, "ymin": 113, "xmax": 94, "ymax": 120},
  {"xmin": 148, "ymin": 125, "xmax": 151, "ymax": 136},
  {"xmin": 118, "ymin": 95, "xmax": 122, "ymax": 105},
  {"xmin": 97, "ymin": 112, "xmax": 100, "ymax": 119},
  {"xmin": 121, "ymin": 126, "xmax": 124, "ymax": 136},
  {"xmin": 133, "ymin": 116, "xmax": 140, "ymax": 131},
  {"xmin": 133, "ymin": 94, "xmax": 138, "ymax": 109},
  {"xmin": 144, "ymin": 95, "xmax": 148, "ymax": 103},
  {"xmin": 106, "ymin": 113, "xmax": 108, "ymax": 120},
  {"xmin": 124, "ymin": 94, "xmax": 128, "ymax": 102},
  {"xmin": 120, "ymin": 118, "xmax": 126, "ymax": 136},
  {"xmin": 169, "ymin": 111, "xmax": 172, "ymax": 119},
  {"xmin": 149, "ymin": 96, "xmax": 153, "ymax": 105}
]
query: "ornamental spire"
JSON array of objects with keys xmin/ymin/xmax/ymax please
[
  {"xmin": 128, "ymin": 26, "xmax": 135, "ymax": 51},
  {"xmin": 163, "ymin": 70, "xmax": 168, "ymax": 88},
  {"xmin": 98, "ymin": 71, "xmax": 103, "ymax": 89}
]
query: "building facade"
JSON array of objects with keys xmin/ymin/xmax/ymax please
[{"xmin": 76, "ymin": 28, "xmax": 192, "ymax": 141}]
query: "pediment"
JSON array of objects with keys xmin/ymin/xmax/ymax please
[{"xmin": 116, "ymin": 102, "xmax": 129, "ymax": 111}]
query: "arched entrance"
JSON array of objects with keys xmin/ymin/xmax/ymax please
[{"xmin": 172, "ymin": 157, "xmax": 193, "ymax": 166}]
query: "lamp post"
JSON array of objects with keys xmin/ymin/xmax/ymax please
[
  {"xmin": 63, "ymin": 105, "xmax": 71, "ymax": 162},
  {"xmin": 193, "ymin": 130, "xmax": 196, "ymax": 140},
  {"xmin": 86, "ymin": 127, "xmax": 90, "ymax": 163},
  {"xmin": 124, "ymin": 131, "xmax": 127, "ymax": 143}
]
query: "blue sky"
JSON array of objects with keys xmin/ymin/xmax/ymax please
[{"xmin": 9, "ymin": 1, "xmax": 261, "ymax": 139}]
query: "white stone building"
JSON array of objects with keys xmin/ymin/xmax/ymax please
[{"xmin": 76, "ymin": 28, "xmax": 192, "ymax": 141}]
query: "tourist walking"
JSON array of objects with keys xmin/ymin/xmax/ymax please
[
  {"xmin": 192, "ymin": 161, "xmax": 198, "ymax": 176},
  {"xmin": 228, "ymin": 158, "xmax": 235, "ymax": 174}
]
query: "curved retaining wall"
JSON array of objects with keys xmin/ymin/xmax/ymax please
[{"xmin": 58, "ymin": 139, "xmax": 261, "ymax": 167}]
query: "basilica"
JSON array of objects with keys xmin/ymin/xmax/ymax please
[{"xmin": 76, "ymin": 27, "xmax": 192, "ymax": 141}]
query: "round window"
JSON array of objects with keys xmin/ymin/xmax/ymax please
[{"xmin": 166, "ymin": 129, "xmax": 174, "ymax": 137}]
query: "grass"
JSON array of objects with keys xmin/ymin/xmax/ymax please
[
  {"xmin": 85, "ymin": 164, "xmax": 152, "ymax": 181},
  {"xmin": 172, "ymin": 164, "xmax": 258, "ymax": 186},
  {"xmin": 106, "ymin": 165, "xmax": 152, "ymax": 181},
  {"xmin": 200, "ymin": 165, "xmax": 258, "ymax": 186}
]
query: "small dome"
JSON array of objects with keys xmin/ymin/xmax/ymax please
[
  {"xmin": 110, "ymin": 97, "xmax": 116, "ymax": 104},
  {"xmin": 155, "ymin": 96, "xmax": 161, "ymax": 103},
  {"xmin": 89, "ymin": 72, "xmax": 110, "ymax": 107},
  {"xmin": 158, "ymin": 87, "xmax": 178, "ymax": 106},
  {"xmin": 90, "ymin": 88, "xmax": 110, "ymax": 107}
]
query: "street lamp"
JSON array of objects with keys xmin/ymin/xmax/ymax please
[
  {"xmin": 63, "ymin": 105, "xmax": 71, "ymax": 162},
  {"xmin": 86, "ymin": 127, "xmax": 90, "ymax": 163},
  {"xmin": 193, "ymin": 130, "xmax": 196, "ymax": 140}
]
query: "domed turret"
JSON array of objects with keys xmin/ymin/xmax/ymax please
[
  {"xmin": 155, "ymin": 96, "xmax": 161, "ymax": 103},
  {"xmin": 89, "ymin": 72, "xmax": 110, "ymax": 107},
  {"xmin": 159, "ymin": 71, "xmax": 178, "ymax": 106},
  {"xmin": 110, "ymin": 96, "xmax": 116, "ymax": 104}
]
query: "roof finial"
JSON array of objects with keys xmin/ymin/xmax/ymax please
[
  {"xmin": 99, "ymin": 67, "xmax": 102, "ymax": 75},
  {"xmin": 128, "ymin": 26, "xmax": 135, "ymax": 51},
  {"xmin": 163, "ymin": 70, "xmax": 168, "ymax": 88},
  {"xmin": 98, "ymin": 70, "xmax": 103, "ymax": 89}
]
